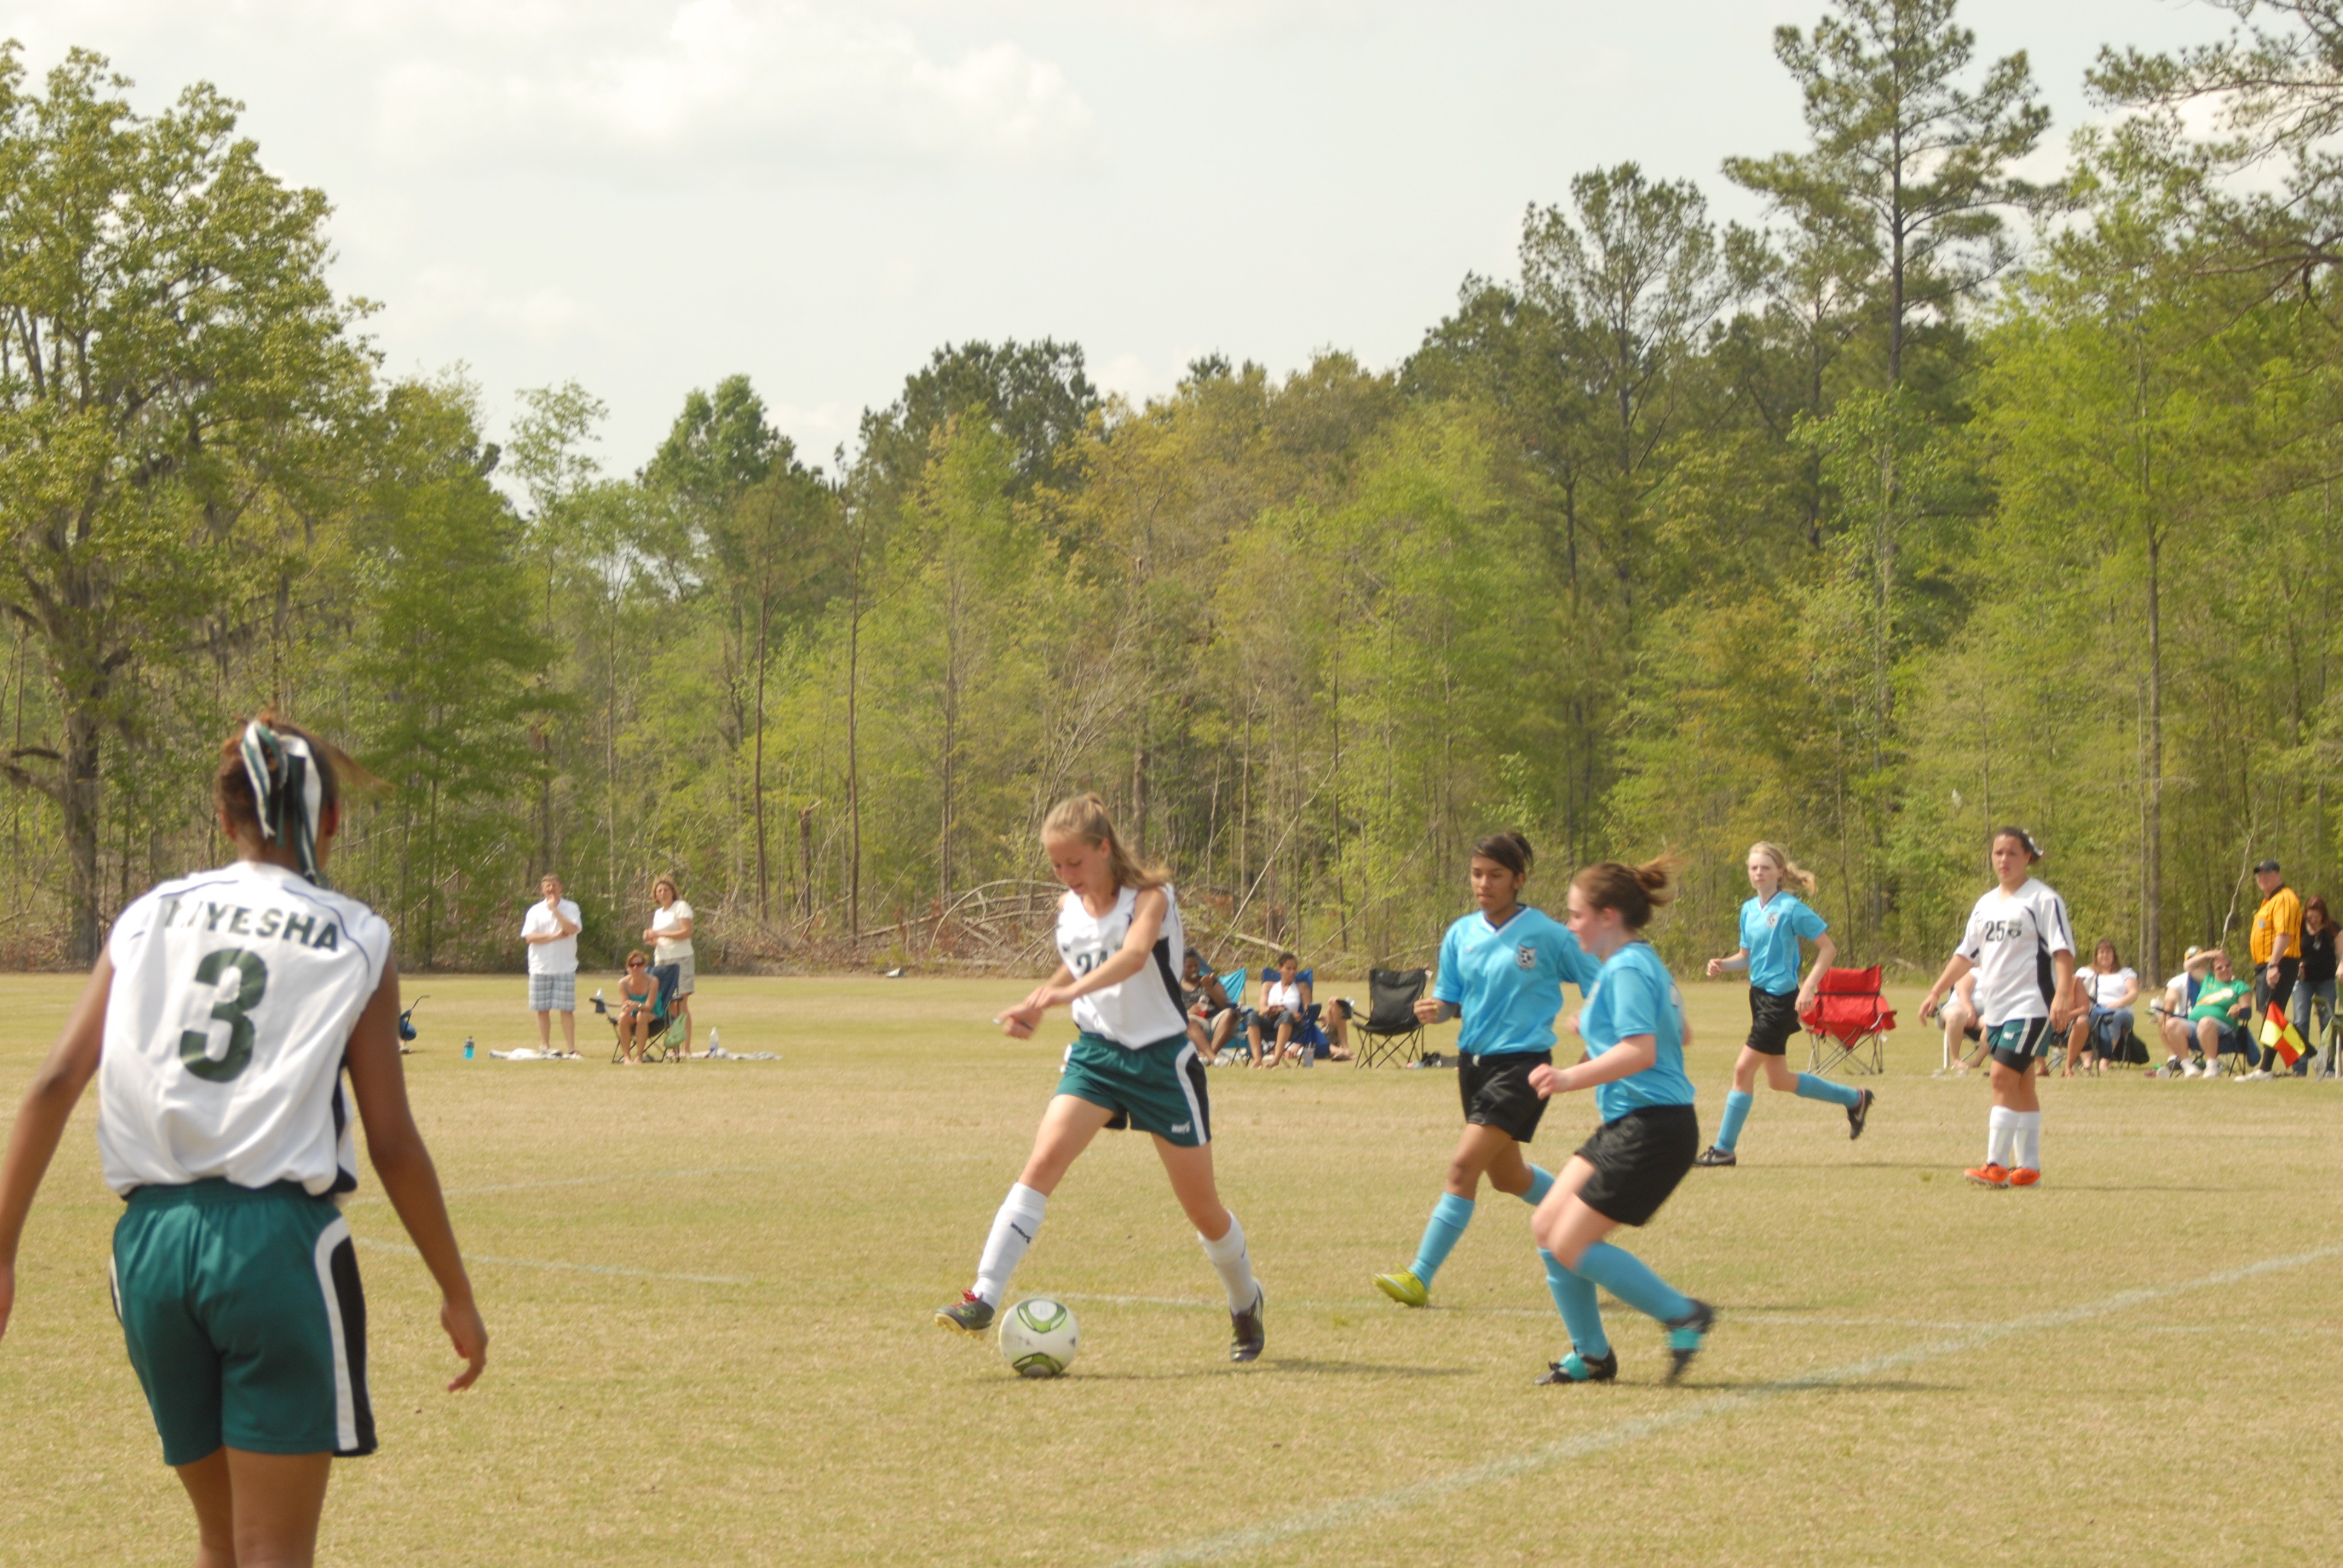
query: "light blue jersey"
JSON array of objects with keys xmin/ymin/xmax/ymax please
[
  {"xmin": 1740, "ymin": 892, "xmax": 1827, "ymax": 996},
  {"xmin": 1581, "ymin": 941, "xmax": 1697, "ymax": 1123},
  {"xmin": 1432, "ymin": 906, "xmax": 1597, "ymax": 1055}
]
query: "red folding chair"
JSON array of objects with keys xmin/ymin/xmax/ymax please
[{"xmin": 1800, "ymin": 966, "xmax": 1896, "ymax": 1077}]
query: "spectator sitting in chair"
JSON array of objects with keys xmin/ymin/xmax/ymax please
[
  {"xmin": 614, "ymin": 949, "xmax": 660, "ymax": 1065},
  {"xmin": 2186, "ymin": 950, "xmax": 2256, "ymax": 1079},
  {"xmin": 1930, "ymin": 970, "xmax": 1982, "ymax": 1073},
  {"xmin": 1180, "ymin": 949, "xmax": 1239, "ymax": 1063},
  {"xmin": 1319, "ymin": 994, "xmax": 1355, "ymax": 1061},
  {"xmin": 1247, "ymin": 952, "xmax": 1312, "ymax": 1067},
  {"xmin": 2151, "ymin": 946, "xmax": 2214, "ymax": 1073},
  {"xmin": 2064, "ymin": 939, "xmax": 2139, "ymax": 1077}
]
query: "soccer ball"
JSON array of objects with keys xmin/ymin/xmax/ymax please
[{"xmin": 998, "ymin": 1297, "xmax": 1079, "ymax": 1378}]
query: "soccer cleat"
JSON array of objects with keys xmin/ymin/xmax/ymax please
[
  {"xmin": 1693, "ymin": 1145, "xmax": 1738, "ymax": 1168},
  {"xmin": 1230, "ymin": 1287, "xmax": 1266, "ymax": 1363},
  {"xmin": 1663, "ymin": 1299, "xmax": 1716, "ymax": 1384},
  {"xmin": 1964, "ymin": 1163, "xmax": 2011, "ymax": 1188},
  {"xmin": 2008, "ymin": 1167, "xmax": 2042, "ymax": 1187},
  {"xmin": 1372, "ymin": 1269, "xmax": 1430, "ymax": 1307},
  {"xmin": 934, "ymin": 1291, "xmax": 994, "ymax": 1335},
  {"xmin": 2238, "ymin": 1069, "xmax": 2273, "ymax": 1082},
  {"xmin": 1847, "ymin": 1088, "xmax": 1875, "ymax": 1141},
  {"xmin": 1536, "ymin": 1350, "xmax": 1618, "ymax": 1385}
]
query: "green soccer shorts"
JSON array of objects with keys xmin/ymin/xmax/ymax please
[
  {"xmin": 1055, "ymin": 1031, "xmax": 1212, "ymax": 1147},
  {"xmin": 111, "ymin": 1179, "xmax": 375, "ymax": 1466}
]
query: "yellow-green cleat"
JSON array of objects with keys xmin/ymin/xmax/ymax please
[{"xmin": 1372, "ymin": 1269, "xmax": 1429, "ymax": 1308}]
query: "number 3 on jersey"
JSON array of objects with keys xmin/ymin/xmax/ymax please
[{"xmin": 179, "ymin": 948, "xmax": 269, "ymax": 1082}]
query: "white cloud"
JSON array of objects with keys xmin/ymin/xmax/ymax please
[
  {"xmin": 405, "ymin": 266, "xmax": 594, "ymax": 348},
  {"xmin": 365, "ymin": 0, "xmax": 1096, "ymax": 172},
  {"xmin": 4, "ymin": 1, "xmax": 1096, "ymax": 174}
]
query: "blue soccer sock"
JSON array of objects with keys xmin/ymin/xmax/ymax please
[
  {"xmin": 1521, "ymin": 1165, "xmax": 1556, "ymax": 1206},
  {"xmin": 1716, "ymin": 1089, "xmax": 1754, "ymax": 1151},
  {"xmin": 1540, "ymin": 1248, "xmax": 1611, "ymax": 1359},
  {"xmin": 1794, "ymin": 1073, "xmax": 1863, "ymax": 1109},
  {"xmin": 1573, "ymin": 1241, "xmax": 1692, "ymax": 1325},
  {"xmin": 1409, "ymin": 1194, "xmax": 1475, "ymax": 1285}
]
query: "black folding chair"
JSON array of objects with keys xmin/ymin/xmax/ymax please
[{"xmin": 1352, "ymin": 968, "xmax": 1428, "ymax": 1068}]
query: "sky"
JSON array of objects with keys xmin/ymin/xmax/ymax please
[{"xmin": 2, "ymin": 1, "xmax": 2232, "ymax": 472}]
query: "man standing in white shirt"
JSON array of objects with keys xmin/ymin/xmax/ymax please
[{"xmin": 521, "ymin": 874, "xmax": 582, "ymax": 1054}]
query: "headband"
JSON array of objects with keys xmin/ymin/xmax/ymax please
[{"xmin": 239, "ymin": 720, "xmax": 328, "ymax": 886}]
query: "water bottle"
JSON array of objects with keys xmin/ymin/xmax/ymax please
[
  {"xmin": 707, "ymin": 1028, "xmax": 721, "ymax": 1057},
  {"xmin": 463, "ymin": 1036, "xmax": 475, "ymax": 1060},
  {"xmin": 1302, "ymin": 1042, "xmax": 1315, "ymax": 1070}
]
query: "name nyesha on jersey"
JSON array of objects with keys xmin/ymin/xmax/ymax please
[{"xmin": 152, "ymin": 893, "xmax": 351, "ymax": 952}]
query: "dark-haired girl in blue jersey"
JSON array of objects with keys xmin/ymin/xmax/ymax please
[
  {"xmin": 1527, "ymin": 855, "xmax": 1715, "ymax": 1386},
  {"xmin": 1371, "ymin": 833, "xmax": 1597, "ymax": 1309},
  {"xmin": 1694, "ymin": 841, "xmax": 1870, "ymax": 1168}
]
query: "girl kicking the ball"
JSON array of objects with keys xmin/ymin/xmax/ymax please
[
  {"xmin": 1371, "ymin": 832, "xmax": 1597, "ymax": 1310},
  {"xmin": 1694, "ymin": 842, "xmax": 1870, "ymax": 1168},
  {"xmin": 1916, "ymin": 826, "xmax": 2079, "ymax": 1187},
  {"xmin": 1527, "ymin": 855, "xmax": 1714, "ymax": 1385},
  {"xmin": 936, "ymin": 794, "xmax": 1267, "ymax": 1363},
  {"xmin": 0, "ymin": 716, "xmax": 487, "ymax": 1568}
]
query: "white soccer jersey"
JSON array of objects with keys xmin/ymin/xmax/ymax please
[
  {"xmin": 97, "ymin": 860, "xmax": 394, "ymax": 1197},
  {"xmin": 1954, "ymin": 877, "xmax": 2074, "ymax": 1027},
  {"xmin": 1057, "ymin": 883, "xmax": 1188, "ymax": 1048}
]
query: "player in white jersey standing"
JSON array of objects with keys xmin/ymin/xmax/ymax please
[
  {"xmin": 935, "ymin": 793, "xmax": 1266, "ymax": 1362},
  {"xmin": 0, "ymin": 716, "xmax": 487, "ymax": 1568},
  {"xmin": 1918, "ymin": 826, "xmax": 2081, "ymax": 1189}
]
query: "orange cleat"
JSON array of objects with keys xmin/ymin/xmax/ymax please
[
  {"xmin": 2008, "ymin": 1168, "xmax": 2042, "ymax": 1187},
  {"xmin": 1964, "ymin": 1163, "xmax": 2011, "ymax": 1188}
]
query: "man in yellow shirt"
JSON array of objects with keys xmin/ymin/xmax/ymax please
[{"xmin": 2247, "ymin": 859, "xmax": 2302, "ymax": 1080}]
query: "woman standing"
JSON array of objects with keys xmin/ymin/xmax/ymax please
[
  {"xmin": 1525, "ymin": 857, "xmax": 1714, "ymax": 1386},
  {"xmin": 1371, "ymin": 833, "xmax": 1596, "ymax": 1310},
  {"xmin": 643, "ymin": 875, "xmax": 695, "ymax": 1054},
  {"xmin": 0, "ymin": 716, "xmax": 486, "ymax": 1568},
  {"xmin": 935, "ymin": 794, "xmax": 1266, "ymax": 1363},
  {"xmin": 1694, "ymin": 843, "xmax": 1869, "ymax": 1167},
  {"xmin": 1918, "ymin": 827, "xmax": 2079, "ymax": 1188},
  {"xmin": 2293, "ymin": 897, "xmax": 2336, "ymax": 1074}
]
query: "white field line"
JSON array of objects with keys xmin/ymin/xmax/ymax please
[
  {"xmin": 1053, "ymin": 1292, "xmax": 1976, "ymax": 1331},
  {"xmin": 1104, "ymin": 1240, "xmax": 2343, "ymax": 1568},
  {"xmin": 350, "ymin": 1235, "xmax": 756, "ymax": 1287}
]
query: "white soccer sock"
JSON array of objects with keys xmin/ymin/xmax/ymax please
[
  {"xmin": 972, "ymin": 1183, "xmax": 1047, "ymax": 1305},
  {"xmin": 1986, "ymin": 1106, "xmax": 2017, "ymax": 1167},
  {"xmin": 1199, "ymin": 1210, "xmax": 1260, "ymax": 1314},
  {"xmin": 2012, "ymin": 1111, "xmax": 2042, "ymax": 1171}
]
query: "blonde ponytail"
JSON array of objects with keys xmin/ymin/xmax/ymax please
[
  {"xmin": 1749, "ymin": 841, "xmax": 1818, "ymax": 897},
  {"xmin": 1040, "ymin": 792, "xmax": 1168, "ymax": 890}
]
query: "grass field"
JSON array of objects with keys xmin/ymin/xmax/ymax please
[{"xmin": 3, "ymin": 971, "xmax": 2340, "ymax": 1566}]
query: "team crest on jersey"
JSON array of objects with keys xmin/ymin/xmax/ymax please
[
  {"xmin": 1516, "ymin": 944, "xmax": 1536, "ymax": 970},
  {"xmin": 1765, "ymin": 912, "xmax": 1780, "ymax": 929}
]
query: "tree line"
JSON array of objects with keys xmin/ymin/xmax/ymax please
[{"xmin": 1, "ymin": 1, "xmax": 2339, "ymax": 978}]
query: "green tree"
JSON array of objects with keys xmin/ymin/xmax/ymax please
[
  {"xmin": 344, "ymin": 380, "xmax": 551, "ymax": 965},
  {"xmin": 0, "ymin": 45, "xmax": 372, "ymax": 959},
  {"xmin": 1727, "ymin": 0, "xmax": 2050, "ymax": 387}
]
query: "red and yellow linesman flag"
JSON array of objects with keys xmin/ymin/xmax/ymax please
[{"xmin": 2260, "ymin": 1004, "xmax": 2307, "ymax": 1068}]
